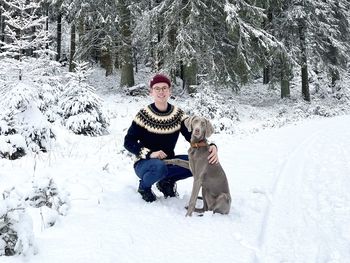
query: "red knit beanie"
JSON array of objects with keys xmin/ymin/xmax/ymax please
[{"xmin": 149, "ymin": 74, "xmax": 171, "ymax": 88}]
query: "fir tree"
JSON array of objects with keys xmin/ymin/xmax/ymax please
[
  {"xmin": 0, "ymin": 0, "xmax": 51, "ymax": 80},
  {"xmin": 60, "ymin": 61, "xmax": 109, "ymax": 136}
]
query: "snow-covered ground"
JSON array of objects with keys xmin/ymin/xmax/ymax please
[{"xmin": 1, "ymin": 73, "xmax": 350, "ymax": 262}]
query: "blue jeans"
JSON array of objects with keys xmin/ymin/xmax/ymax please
[{"xmin": 134, "ymin": 155, "xmax": 192, "ymax": 189}]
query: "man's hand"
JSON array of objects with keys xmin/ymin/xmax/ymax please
[
  {"xmin": 150, "ymin": 150, "xmax": 167, "ymax": 159},
  {"xmin": 208, "ymin": 145, "xmax": 219, "ymax": 164}
]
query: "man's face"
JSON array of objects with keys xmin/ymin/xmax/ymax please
[{"xmin": 150, "ymin": 82, "xmax": 171, "ymax": 104}]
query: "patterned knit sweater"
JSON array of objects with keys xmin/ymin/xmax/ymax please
[{"xmin": 124, "ymin": 103, "xmax": 191, "ymax": 162}]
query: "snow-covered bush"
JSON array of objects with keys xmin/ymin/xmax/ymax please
[
  {"xmin": 0, "ymin": 112, "xmax": 26, "ymax": 159},
  {"xmin": 0, "ymin": 134, "xmax": 26, "ymax": 160},
  {"xmin": 0, "ymin": 176, "xmax": 69, "ymax": 256},
  {"xmin": 183, "ymin": 84, "xmax": 239, "ymax": 134},
  {"xmin": 60, "ymin": 61, "xmax": 109, "ymax": 136},
  {"xmin": 0, "ymin": 191, "xmax": 37, "ymax": 256},
  {"xmin": 0, "ymin": 81, "xmax": 55, "ymax": 158},
  {"xmin": 25, "ymin": 177, "xmax": 70, "ymax": 218}
]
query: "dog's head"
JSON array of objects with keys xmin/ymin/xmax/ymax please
[{"xmin": 184, "ymin": 116, "xmax": 214, "ymax": 140}]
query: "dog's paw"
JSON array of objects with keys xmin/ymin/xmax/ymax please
[{"xmin": 185, "ymin": 209, "xmax": 194, "ymax": 217}]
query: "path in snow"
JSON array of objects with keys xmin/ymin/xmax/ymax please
[{"xmin": 248, "ymin": 117, "xmax": 350, "ymax": 262}]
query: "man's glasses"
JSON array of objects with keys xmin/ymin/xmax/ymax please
[{"xmin": 152, "ymin": 86, "xmax": 170, "ymax": 92}]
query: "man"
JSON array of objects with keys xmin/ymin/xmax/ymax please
[{"xmin": 124, "ymin": 73, "xmax": 218, "ymax": 202}]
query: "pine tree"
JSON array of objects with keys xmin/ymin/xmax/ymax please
[
  {"xmin": 310, "ymin": 0, "xmax": 350, "ymax": 90},
  {"xmin": 266, "ymin": 0, "xmax": 350, "ymax": 101},
  {"xmin": 60, "ymin": 61, "xmax": 109, "ymax": 136},
  {"xmin": 0, "ymin": 0, "xmax": 50, "ymax": 80},
  {"xmin": 225, "ymin": 0, "xmax": 283, "ymax": 89},
  {"xmin": 118, "ymin": 0, "xmax": 134, "ymax": 87}
]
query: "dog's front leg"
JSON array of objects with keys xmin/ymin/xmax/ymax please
[{"xmin": 186, "ymin": 176, "xmax": 202, "ymax": 217}]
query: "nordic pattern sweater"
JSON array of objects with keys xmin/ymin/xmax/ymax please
[{"xmin": 124, "ymin": 103, "xmax": 191, "ymax": 163}]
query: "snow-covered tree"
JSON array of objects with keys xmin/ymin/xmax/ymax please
[
  {"xmin": 0, "ymin": 0, "xmax": 52, "ymax": 80},
  {"xmin": 60, "ymin": 61, "xmax": 109, "ymax": 136},
  {"xmin": 225, "ymin": 0, "xmax": 284, "ymax": 89},
  {"xmin": 25, "ymin": 177, "xmax": 70, "ymax": 228},
  {"xmin": 310, "ymin": 0, "xmax": 350, "ymax": 89},
  {"xmin": 0, "ymin": 190, "xmax": 37, "ymax": 256},
  {"xmin": 0, "ymin": 72, "xmax": 55, "ymax": 158},
  {"xmin": 262, "ymin": 0, "xmax": 350, "ymax": 101},
  {"xmin": 0, "ymin": 111, "xmax": 26, "ymax": 159}
]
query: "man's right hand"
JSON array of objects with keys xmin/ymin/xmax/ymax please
[{"xmin": 150, "ymin": 150, "xmax": 167, "ymax": 159}]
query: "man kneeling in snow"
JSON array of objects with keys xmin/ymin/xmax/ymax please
[{"xmin": 123, "ymin": 74, "xmax": 218, "ymax": 202}]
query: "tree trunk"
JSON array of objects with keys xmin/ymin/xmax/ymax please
[
  {"xmin": 69, "ymin": 23, "xmax": 76, "ymax": 72},
  {"xmin": 262, "ymin": 5, "xmax": 272, "ymax": 85},
  {"xmin": 301, "ymin": 64, "xmax": 309, "ymax": 101},
  {"xmin": 147, "ymin": 0, "xmax": 165, "ymax": 71},
  {"xmin": 183, "ymin": 60, "xmax": 197, "ymax": 94},
  {"xmin": 114, "ymin": 40, "xmax": 120, "ymax": 69},
  {"xmin": 328, "ymin": 44, "xmax": 340, "ymax": 90},
  {"xmin": 331, "ymin": 68, "xmax": 340, "ymax": 92},
  {"xmin": 280, "ymin": 53, "xmax": 290, "ymax": 98},
  {"xmin": 0, "ymin": 7, "xmax": 4, "ymax": 50},
  {"xmin": 263, "ymin": 67, "xmax": 270, "ymax": 84},
  {"xmin": 118, "ymin": 0, "xmax": 134, "ymax": 88},
  {"xmin": 56, "ymin": 13, "xmax": 62, "ymax": 61},
  {"xmin": 180, "ymin": 0, "xmax": 197, "ymax": 93},
  {"xmin": 76, "ymin": 16, "xmax": 85, "ymax": 61},
  {"xmin": 101, "ymin": 47, "xmax": 113, "ymax": 76},
  {"xmin": 148, "ymin": 0, "xmax": 156, "ymax": 69},
  {"xmin": 133, "ymin": 46, "xmax": 139, "ymax": 73},
  {"xmin": 45, "ymin": 2, "xmax": 49, "ymax": 50},
  {"xmin": 298, "ymin": 20, "xmax": 310, "ymax": 102}
]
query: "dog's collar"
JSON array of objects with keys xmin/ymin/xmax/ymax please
[{"xmin": 190, "ymin": 140, "xmax": 208, "ymax": 148}]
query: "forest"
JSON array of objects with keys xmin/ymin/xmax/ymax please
[{"xmin": 1, "ymin": 0, "xmax": 349, "ymax": 99}]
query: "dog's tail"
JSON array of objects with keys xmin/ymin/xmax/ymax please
[{"xmin": 163, "ymin": 158, "xmax": 190, "ymax": 169}]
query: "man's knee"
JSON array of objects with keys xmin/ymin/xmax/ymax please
[{"xmin": 149, "ymin": 159, "xmax": 168, "ymax": 176}]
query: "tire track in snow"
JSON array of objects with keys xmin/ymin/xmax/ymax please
[{"xmin": 253, "ymin": 131, "xmax": 321, "ymax": 263}]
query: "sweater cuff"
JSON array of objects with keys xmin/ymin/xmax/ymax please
[{"xmin": 139, "ymin": 147, "xmax": 151, "ymax": 159}]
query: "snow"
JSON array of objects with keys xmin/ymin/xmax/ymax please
[{"xmin": 1, "ymin": 75, "xmax": 350, "ymax": 262}]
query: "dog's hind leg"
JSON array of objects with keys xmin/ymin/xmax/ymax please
[
  {"xmin": 201, "ymin": 188, "xmax": 209, "ymax": 212},
  {"xmin": 213, "ymin": 193, "xmax": 231, "ymax": 215}
]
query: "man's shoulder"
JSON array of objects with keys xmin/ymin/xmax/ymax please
[{"xmin": 171, "ymin": 105, "xmax": 188, "ymax": 121}]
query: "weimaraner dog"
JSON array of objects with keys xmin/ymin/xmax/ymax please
[{"xmin": 165, "ymin": 116, "xmax": 231, "ymax": 216}]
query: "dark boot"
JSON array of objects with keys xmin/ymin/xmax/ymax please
[
  {"xmin": 156, "ymin": 179, "xmax": 178, "ymax": 198},
  {"xmin": 138, "ymin": 185, "xmax": 156, "ymax": 202}
]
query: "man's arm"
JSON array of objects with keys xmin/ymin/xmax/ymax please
[{"xmin": 124, "ymin": 122, "xmax": 151, "ymax": 159}]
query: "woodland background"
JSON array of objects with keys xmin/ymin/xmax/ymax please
[{"xmin": 1, "ymin": 0, "xmax": 349, "ymax": 98}]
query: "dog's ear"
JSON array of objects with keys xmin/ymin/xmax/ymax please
[
  {"xmin": 205, "ymin": 118, "xmax": 214, "ymax": 137},
  {"xmin": 184, "ymin": 116, "xmax": 194, "ymax": 132}
]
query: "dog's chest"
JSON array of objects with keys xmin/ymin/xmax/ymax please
[{"xmin": 188, "ymin": 147, "xmax": 209, "ymax": 169}]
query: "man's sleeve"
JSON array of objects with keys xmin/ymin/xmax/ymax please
[{"xmin": 124, "ymin": 122, "xmax": 151, "ymax": 159}]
